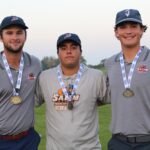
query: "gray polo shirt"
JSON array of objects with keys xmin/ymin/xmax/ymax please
[
  {"xmin": 0, "ymin": 51, "xmax": 41, "ymax": 135},
  {"xmin": 36, "ymin": 65, "xmax": 106, "ymax": 150},
  {"xmin": 105, "ymin": 46, "xmax": 150, "ymax": 136}
]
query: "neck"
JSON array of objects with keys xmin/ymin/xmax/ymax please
[
  {"xmin": 61, "ymin": 64, "xmax": 80, "ymax": 76},
  {"xmin": 3, "ymin": 51, "xmax": 22, "ymax": 69},
  {"xmin": 122, "ymin": 46, "xmax": 141, "ymax": 63}
]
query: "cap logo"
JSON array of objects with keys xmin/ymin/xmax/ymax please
[
  {"xmin": 11, "ymin": 16, "xmax": 19, "ymax": 22},
  {"xmin": 125, "ymin": 9, "xmax": 130, "ymax": 17},
  {"xmin": 64, "ymin": 33, "xmax": 72, "ymax": 39}
]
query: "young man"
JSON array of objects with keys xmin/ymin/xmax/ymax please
[
  {"xmin": 0, "ymin": 16, "xmax": 41, "ymax": 150},
  {"xmin": 36, "ymin": 33, "xmax": 107, "ymax": 150},
  {"xmin": 104, "ymin": 9, "xmax": 150, "ymax": 150}
]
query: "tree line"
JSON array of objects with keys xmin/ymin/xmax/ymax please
[{"xmin": 41, "ymin": 56, "xmax": 105, "ymax": 70}]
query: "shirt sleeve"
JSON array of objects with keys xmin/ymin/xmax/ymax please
[
  {"xmin": 97, "ymin": 60, "xmax": 110, "ymax": 106},
  {"xmin": 35, "ymin": 72, "xmax": 45, "ymax": 106},
  {"xmin": 97, "ymin": 67, "xmax": 111, "ymax": 106}
]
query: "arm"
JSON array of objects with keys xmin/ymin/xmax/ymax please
[
  {"xmin": 97, "ymin": 59, "xmax": 111, "ymax": 106},
  {"xmin": 97, "ymin": 73, "xmax": 111, "ymax": 106},
  {"xmin": 35, "ymin": 72, "xmax": 45, "ymax": 106}
]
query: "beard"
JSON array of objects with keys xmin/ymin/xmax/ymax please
[
  {"xmin": 3, "ymin": 43, "xmax": 24, "ymax": 54},
  {"xmin": 61, "ymin": 62, "xmax": 80, "ymax": 71},
  {"xmin": 64, "ymin": 63, "xmax": 76, "ymax": 68}
]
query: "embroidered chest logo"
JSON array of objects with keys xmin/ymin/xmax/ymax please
[
  {"xmin": 27, "ymin": 73, "xmax": 36, "ymax": 80},
  {"xmin": 52, "ymin": 84, "xmax": 80, "ymax": 111},
  {"xmin": 137, "ymin": 64, "xmax": 149, "ymax": 73}
]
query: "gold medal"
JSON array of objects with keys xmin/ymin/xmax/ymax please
[
  {"xmin": 123, "ymin": 88, "xmax": 134, "ymax": 98},
  {"xmin": 11, "ymin": 96, "xmax": 22, "ymax": 104}
]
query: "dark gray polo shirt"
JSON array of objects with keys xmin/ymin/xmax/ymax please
[
  {"xmin": 0, "ymin": 51, "xmax": 41, "ymax": 135},
  {"xmin": 105, "ymin": 46, "xmax": 150, "ymax": 136}
]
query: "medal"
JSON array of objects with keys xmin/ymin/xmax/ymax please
[
  {"xmin": 119, "ymin": 49, "xmax": 142, "ymax": 98},
  {"xmin": 2, "ymin": 53, "xmax": 24, "ymax": 103},
  {"xmin": 123, "ymin": 88, "xmax": 134, "ymax": 97},
  {"xmin": 57, "ymin": 64, "xmax": 84, "ymax": 110},
  {"xmin": 11, "ymin": 96, "xmax": 22, "ymax": 104},
  {"xmin": 68, "ymin": 101, "xmax": 73, "ymax": 110}
]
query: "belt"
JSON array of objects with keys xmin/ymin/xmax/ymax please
[
  {"xmin": 0, "ymin": 129, "xmax": 30, "ymax": 141},
  {"xmin": 113, "ymin": 134, "xmax": 150, "ymax": 143}
]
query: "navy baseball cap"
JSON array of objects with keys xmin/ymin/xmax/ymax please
[
  {"xmin": 115, "ymin": 9, "xmax": 143, "ymax": 26},
  {"xmin": 0, "ymin": 16, "xmax": 28, "ymax": 30},
  {"xmin": 57, "ymin": 33, "xmax": 81, "ymax": 48}
]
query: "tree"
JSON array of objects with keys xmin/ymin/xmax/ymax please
[
  {"xmin": 80, "ymin": 56, "xmax": 87, "ymax": 64},
  {"xmin": 41, "ymin": 56, "xmax": 59, "ymax": 70},
  {"xmin": 41, "ymin": 55, "xmax": 87, "ymax": 70}
]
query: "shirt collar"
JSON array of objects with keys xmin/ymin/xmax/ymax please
[
  {"xmin": 0, "ymin": 51, "xmax": 31, "ymax": 69},
  {"xmin": 115, "ymin": 46, "xmax": 150, "ymax": 62}
]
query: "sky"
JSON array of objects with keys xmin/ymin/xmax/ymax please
[{"xmin": 0, "ymin": 0, "xmax": 150, "ymax": 65}]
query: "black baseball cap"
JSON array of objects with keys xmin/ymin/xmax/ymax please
[
  {"xmin": 57, "ymin": 33, "xmax": 81, "ymax": 48},
  {"xmin": 115, "ymin": 9, "xmax": 143, "ymax": 26},
  {"xmin": 0, "ymin": 16, "xmax": 28, "ymax": 30}
]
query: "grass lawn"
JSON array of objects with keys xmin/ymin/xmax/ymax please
[
  {"xmin": 35, "ymin": 104, "xmax": 111, "ymax": 150},
  {"xmin": 99, "ymin": 105, "xmax": 111, "ymax": 150},
  {"xmin": 35, "ymin": 105, "xmax": 46, "ymax": 150}
]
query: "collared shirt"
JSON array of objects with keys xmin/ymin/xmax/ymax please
[
  {"xmin": 0, "ymin": 51, "xmax": 42, "ymax": 135},
  {"xmin": 104, "ymin": 46, "xmax": 150, "ymax": 136}
]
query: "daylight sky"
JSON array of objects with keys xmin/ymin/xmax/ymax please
[{"xmin": 0, "ymin": 0, "xmax": 150, "ymax": 65}]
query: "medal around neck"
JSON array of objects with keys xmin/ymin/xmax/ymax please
[
  {"xmin": 68, "ymin": 101, "xmax": 73, "ymax": 110},
  {"xmin": 123, "ymin": 88, "xmax": 134, "ymax": 98},
  {"xmin": 57, "ymin": 64, "xmax": 84, "ymax": 111},
  {"xmin": 119, "ymin": 50, "xmax": 141, "ymax": 99},
  {"xmin": 11, "ymin": 96, "xmax": 22, "ymax": 104}
]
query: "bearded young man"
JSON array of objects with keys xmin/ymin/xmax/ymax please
[{"xmin": 0, "ymin": 16, "xmax": 41, "ymax": 150}]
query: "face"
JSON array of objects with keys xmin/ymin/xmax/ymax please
[
  {"xmin": 0, "ymin": 26, "xmax": 26, "ymax": 54},
  {"xmin": 115, "ymin": 22, "xmax": 144, "ymax": 49},
  {"xmin": 57, "ymin": 41, "xmax": 81, "ymax": 68}
]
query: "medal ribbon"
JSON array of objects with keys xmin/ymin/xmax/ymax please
[
  {"xmin": 119, "ymin": 49, "xmax": 142, "ymax": 89},
  {"xmin": 2, "ymin": 53, "xmax": 24, "ymax": 96},
  {"xmin": 57, "ymin": 64, "xmax": 84, "ymax": 102}
]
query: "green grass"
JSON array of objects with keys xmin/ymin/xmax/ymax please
[
  {"xmin": 35, "ymin": 104, "xmax": 46, "ymax": 150},
  {"xmin": 99, "ymin": 105, "xmax": 111, "ymax": 150},
  {"xmin": 35, "ymin": 104, "xmax": 111, "ymax": 150}
]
